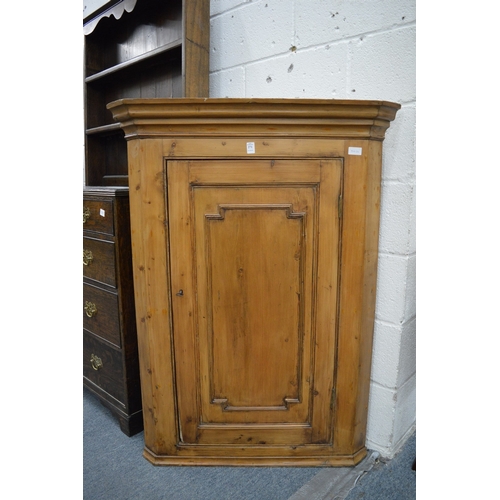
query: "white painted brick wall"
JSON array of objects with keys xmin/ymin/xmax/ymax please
[{"xmin": 210, "ymin": 0, "xmax": 416, "ymax": 458}]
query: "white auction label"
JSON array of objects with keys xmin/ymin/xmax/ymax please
[
  {"xmin": 348, "ymin": 147, "xmax": 362, "ymax": 156},
  {"xmin": 246, "ymin": 142, "xmax": 256, "ymax": 154},
  {"xmin": 100, "ymin": 209, "xmax": 105, "ymax": 217}
]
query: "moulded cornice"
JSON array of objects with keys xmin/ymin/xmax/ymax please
[{"xmin": 107, "ymin": 98, "xmax": 401, "ymax": 141}]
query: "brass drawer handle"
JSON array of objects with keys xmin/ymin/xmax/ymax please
[
  {"xmin": 83, "ymin": 249, "xmax": 94, "ymax": 266},
  {"xmin": 83, "ymin": 206, "xmax": 91, "ymax": 223},
  {"xmin": 84, "ymin": 301, "xmax": 97, "ymax": 318},
  {"xmin": 90, "ymin": 354, "xmax": 103, "ymax": 371}
]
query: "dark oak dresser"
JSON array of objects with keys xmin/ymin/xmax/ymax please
[
  {"xmin": 83, "ymin": 186, "xmax": 142, "ymax": 436},
  {"xmin": 82, "ymin": 0, "xmax": 210, "ymax": 435}
]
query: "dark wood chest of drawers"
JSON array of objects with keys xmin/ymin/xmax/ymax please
[{"xmin": 83, "ymin": 186, "xmax": 143, "ymax": 436}]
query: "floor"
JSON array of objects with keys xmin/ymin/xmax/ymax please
[{"xmin": 84, "ymin": 388, "xmax": 416, "ymax": 499}]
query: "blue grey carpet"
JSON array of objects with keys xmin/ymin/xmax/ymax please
[
  {"xmin": 84, "ymin": 387, "xmax": 319, "ymax": 500},
  {"xmin": 84, "ymin": 387, "xmax": 415, "ymax": 500}
]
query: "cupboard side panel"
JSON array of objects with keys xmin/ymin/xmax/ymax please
[
  {"xmin": 354, "ymin": 140, "xmax": 383, "ymax": 450},
  {"xmin": 334, "ymin": 140, "xmax": 375, "ymax": 454},
  {"xmin": 127, "ymin": 138, "xmax": 178, "ymax": 454}
]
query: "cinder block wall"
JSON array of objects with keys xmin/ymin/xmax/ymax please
[{"xmin": 209, "ymin": 0, "xmax": 416, "ymax": 458}]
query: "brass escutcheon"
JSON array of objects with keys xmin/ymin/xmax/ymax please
[
  {"xmin": 90, "ymin": 354, "xmax": 103, "ymax": 371},
  {"xmin": 84, "ymin": 301, "xmax": 97, "ymax": 318},
  {"xmin": 83, "ymin": 249, "xmax": 93, "ymax": 266},
  {"xmin": 83, "ymin": 206, "xmax": 91, "ymax": 223}
]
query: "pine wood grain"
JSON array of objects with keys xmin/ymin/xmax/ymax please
[{"xmin": 109, "ymin": 98, "xmax": 400, "ymax": 465}]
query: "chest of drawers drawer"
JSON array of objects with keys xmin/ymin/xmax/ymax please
[
  {"xmin": 83, "ymin": 331, "xmax": 125, "ymax": 405},
  {"xmin": 83, "ymin": 199, "xmax": 114, "ymax": 235},
  {"xmin": 83, "ymin": 283, "xmax": 121, "ymax": 347},
  {"xmin": 83, "ymin": 237, "xmax": 116, "ymax": 287}
]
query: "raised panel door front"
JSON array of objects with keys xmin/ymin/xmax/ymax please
[{"xmin": 167, "ymin": 159, "xmax": 343, "ymax": 448}]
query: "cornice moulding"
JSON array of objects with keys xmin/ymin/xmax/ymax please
[{"xmin": 107, "ymin": 98, "xmax": 401, "ymax": 141}]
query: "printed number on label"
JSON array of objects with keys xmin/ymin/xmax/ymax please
[{"xmin": 348, "ymin": 147, "xmax": 362, "ymax": 156}]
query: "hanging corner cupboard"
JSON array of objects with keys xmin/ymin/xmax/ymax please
[{"xmin": 107, "ymin": 98, "xmax": 400, "ymax": 466}]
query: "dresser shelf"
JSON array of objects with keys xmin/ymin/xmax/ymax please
[
  {"xmin": 85, "ymin": 39, "xmax": 183, "ymax": 85},
  {"xmin": 84, "ymin": 0, "xmax": 209, "ymax": 186}
]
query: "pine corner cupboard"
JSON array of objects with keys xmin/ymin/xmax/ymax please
[{"xmin": 107, "ymin": 98, "xmax": 400, "ymax": 466}]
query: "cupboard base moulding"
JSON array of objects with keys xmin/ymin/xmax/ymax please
[{"xmin": 143, "ymin": 447, "xmax": 368, "ymax": 467}]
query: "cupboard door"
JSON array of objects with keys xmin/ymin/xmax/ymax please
[{"xmin": 167, "ymin": 159, "xmax": 343, "ymax": 447}]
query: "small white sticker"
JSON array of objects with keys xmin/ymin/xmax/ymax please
[
  {"xmin": 100, "ymin": 209, "xmax": 105, "ymax": 217},
  {"xmin": 246, "ymin": 142, "xmax": 256, "ymax": 154},
  {"xmin": 348, "ymin": 147, "xmax": 362, "ymax": 156}
]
